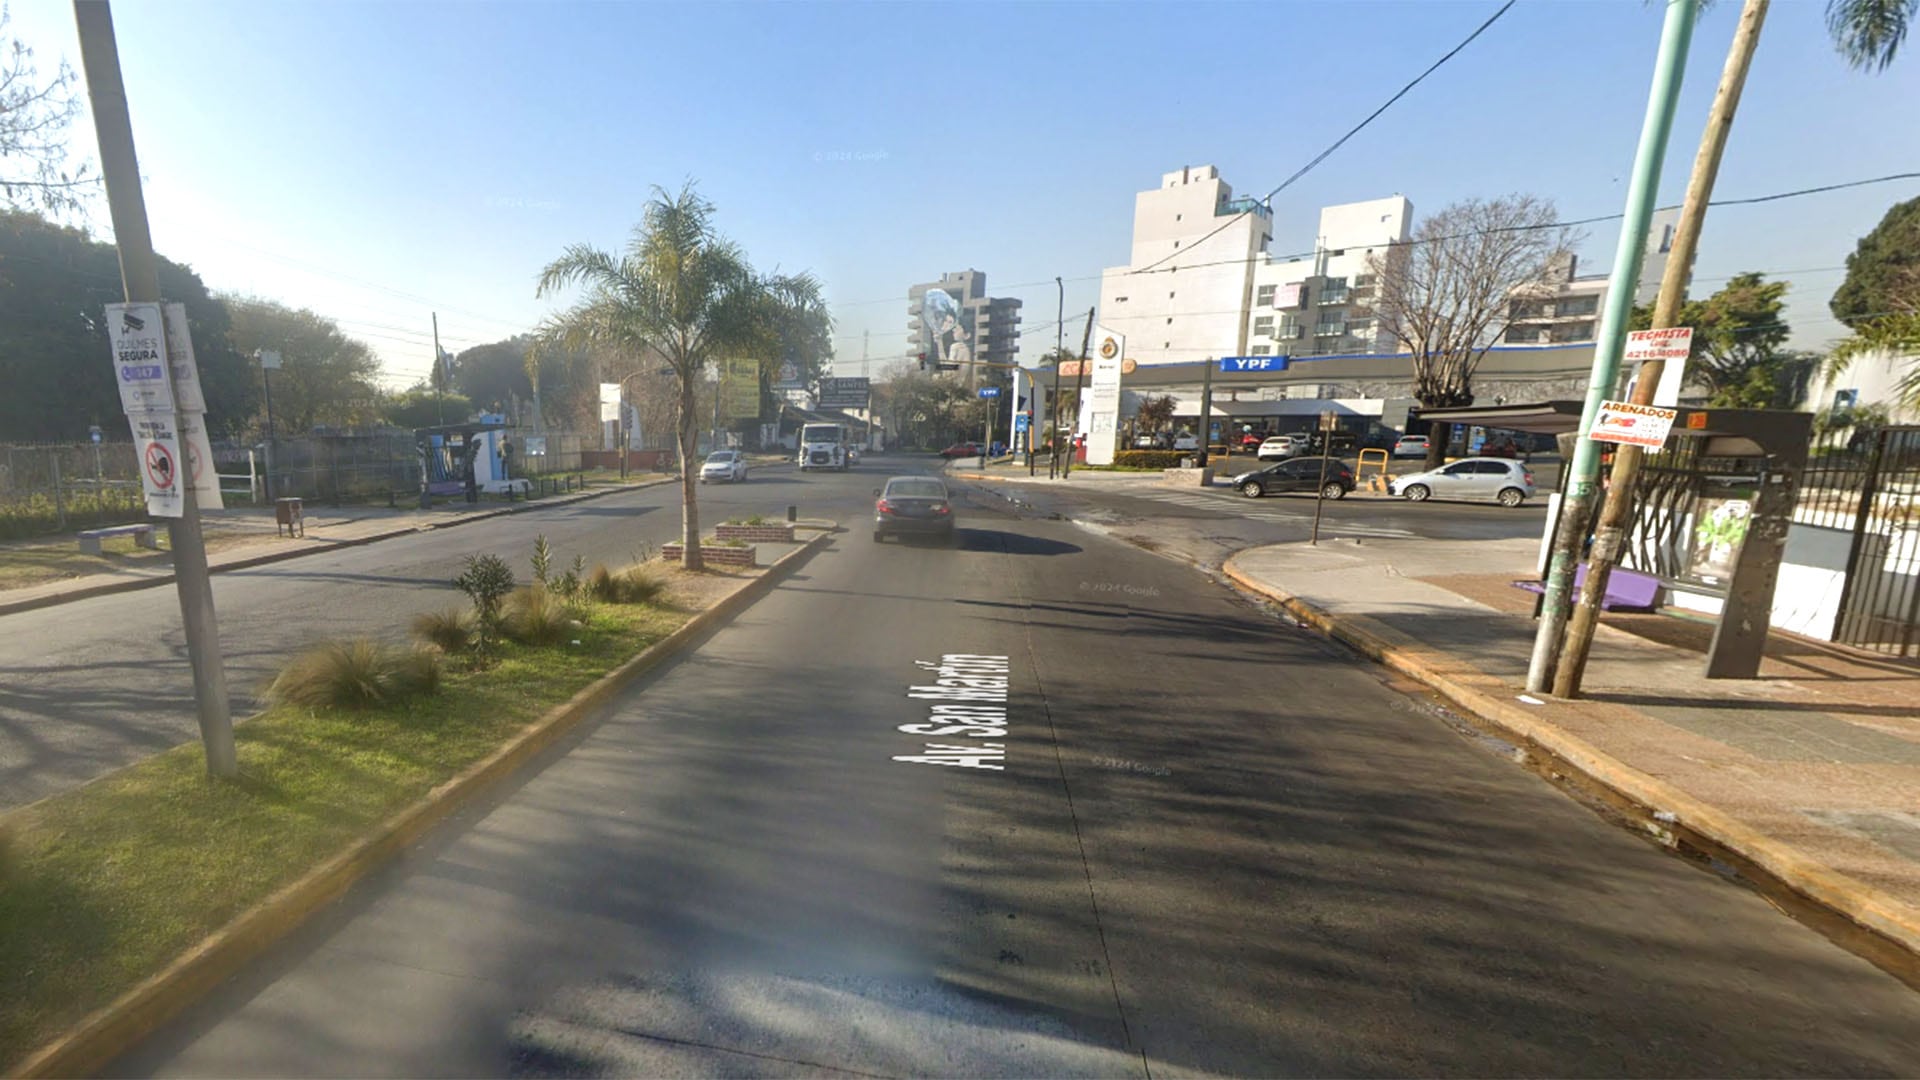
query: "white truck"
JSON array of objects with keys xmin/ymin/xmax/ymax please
[{"xmin": 797, "ymin": 422, "xmax": 851, "ymax": 471}]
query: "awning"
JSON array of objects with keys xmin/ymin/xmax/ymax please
[{"xmin": 1411, "ymin": 400, "xmax": 1587, "ymax": 435}]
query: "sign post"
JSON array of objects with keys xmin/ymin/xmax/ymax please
[{"xmin": 1310, "ymin": 409, "xmax": 1337, "ymax": 546}]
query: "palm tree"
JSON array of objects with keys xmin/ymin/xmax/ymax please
[{"xmin": 537, "ymin": 184, "xmax": 767, "ymax": 569}]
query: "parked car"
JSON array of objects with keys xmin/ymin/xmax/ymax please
[
  {"xmin": 873, "ymin": 476, "xmax": 956, "ymax": 542},
  {"xmin": 1389, "ymin": 457, "xmax": 1537, "ymax": 506},
  {"xmin": 1132, "ymin": 432, "xmax": 1169, "ymax": 449},
  {"xmin": 1392, "ymin": 434, "xmax": 1431, "ymax": 459},
  {"xmin": 1171, "ymin": 433, "xmax": 1199, "ymax": 451},
  {"xmin": 1230, "ymin": 457, "xmax": 1356, "ymax": 499},
  {"xmin": 1256, "ymin": 434, "xmax": 1308, "ymax": 461},
  {"xmin": 698, "ymin": 449, "xmax": 747, "ymax": 483},
  {"xmin": 939, "ymin": 442, "xmax": 982, "ymax": 459}
]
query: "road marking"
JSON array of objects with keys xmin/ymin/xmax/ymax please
[{"xmin": 897, "ymin": 654, "xmax": 1009, "ymax": 770}]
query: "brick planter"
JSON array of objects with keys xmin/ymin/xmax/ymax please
[
  {"xmin": 714, "ymin": 522, "xmax": 795, "ymax": 543},
  {"xmin": 660, "ymin": 541, "xmax": 758, "ymax": 567}
]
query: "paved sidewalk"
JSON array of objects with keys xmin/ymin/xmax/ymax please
[
  {"xmin": 0, "ymin": 477, "xmax": 675, "ymax": 617},
  {"xmin": 1225, "ymin": 535, "xmax": 1920, "ymax": 974}
]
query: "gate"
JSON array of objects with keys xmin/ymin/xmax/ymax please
[{"xmin": 1833, "ymin": 425, "xmax": 1920, "ymax": 658}]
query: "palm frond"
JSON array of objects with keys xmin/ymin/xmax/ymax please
[{"xmin": 1827, "ymin": 0, "xmax": 1915, "ymax": 70}]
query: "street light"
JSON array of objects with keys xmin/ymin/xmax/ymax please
[{"xmin": 254, "ymin": 348, "xmax": 281, "ymax": 502}]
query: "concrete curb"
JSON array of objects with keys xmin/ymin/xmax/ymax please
[
  {"xmin": 0, "ymin": 478, "xmax": 675, "ymax": 619},
  {"xmin": 1220, "ymin": 553, "xmax": 1920, "ymax": 985},
  {"xmin": 9, "ymin": 529, "xmax": 832, "ymax": 1079}
]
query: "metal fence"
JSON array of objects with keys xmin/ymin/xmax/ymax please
[
  {"xmin": 1828, "ymin": 425, "xmax": 1920, "ymax": 658},
  {"xmin": 0, "ymin": 442, "xmax": 147, "ymax": 540}
]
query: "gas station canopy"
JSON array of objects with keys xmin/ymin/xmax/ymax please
[{"xmin": 1411, "ymin": 401, "xmax": 1588, "ymax": 436}]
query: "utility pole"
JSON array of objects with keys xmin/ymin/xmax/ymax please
[
  {"xmin": 1526, "ymin": 0, "xmax": 1700, "ymax": 694},
  {"xmin": 1196, "ymin": 358, "xmax": 1216, "ymax": 469},
  {"xmin": 1555, "ymin": 0, "xmax": 1769, "ymax": 698},
  {"xmin": 1049, "ymin": 278, "xmax": 1065, "ymax": 478},
  {"xmin": 861, "ymin": 329, "xmax": 870, "ymax": 379},
  {"xmin": 432, "ymin": 313, "xmax": 445, "ymax": 426},
  {"xmin": 258, "ymin": 350, "xmax": 279, "ymax": 503},
  {"xmin": 1064, "ymin": 307, "xmax": 1093, "ymax": 478},
  {"xmin": 74, "ymin": 0, "xmax": 235, "ymax": 778}
]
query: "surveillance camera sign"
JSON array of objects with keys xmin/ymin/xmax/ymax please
[{"xmin": 106, "ymin": 302, "xmax": 175, "ymax": 414}]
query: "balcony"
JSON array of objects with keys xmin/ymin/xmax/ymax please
[
  {"xmin": 1315, "ymin": 323, "xmax": 1347, "ymax": 338},
  {"xmin": 1217, "ymin": 197, "xmax": 1272, "ymax": 218},
  {"xmin": 1318, "ymin": 289, "xmax": 1348, "ymax": 306}
]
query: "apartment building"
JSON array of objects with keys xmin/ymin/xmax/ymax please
[
  {"xmin": 1244, "ymin": 196, "xmax": 1413, "ymax": 360},
  {"xmin": 907, "ymin": 270, "xmax": 1023, "ymax": 381}
]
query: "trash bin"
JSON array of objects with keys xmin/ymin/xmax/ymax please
[{"xmin": 275, "ymin": 497, "xmax": 304, "ymax": 538}]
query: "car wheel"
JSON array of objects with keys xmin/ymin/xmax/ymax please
[
  {"xmin": 1404, "ymin": 483, "xmax": 1431, "ymax": 502},
  {"xmin": 1497, "ymin": 487, "xmax": 1527, "ymax": 507},
  {"xmin": 1240, "ymin": 480, "xmax": 1264, "ymax": 498},
  {"xmin": 872, "ymin": 531, "xmax": 886, "ymax": 543},
  {"xmin": 1321, "ymin": 482, "xmax": 1346, "ymax": 500}
]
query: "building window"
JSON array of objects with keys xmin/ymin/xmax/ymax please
[
  {"xmin": 1320, "ymin": 277, "xmax": 1349, "ymax": 304},
  {"xmin": 1315, "ymin": 309, "xmax": 1345, "ymax": 337},
  {"xmin": 1166, "ymin": 317, "xmax": 1174, "ymax": 324},
  {"xmin": 1252, "ymin": 345, "xmax": 1272, "ymax": 356},
  {"xmin": 1176, "ymin": 213, "xmax": 1183, "ymax": 221},
  {"xmin": 1557, "ymin": 295, "xmax": 1598, "ymax": 317},
  {"xmin": 1506, "ymin": 325, "xmax": 1543, "ymax": 344},
  {"xmin": 1115, "ymin": 296, "xmax": 1129, "ymax": 303},
  {"xmin": 1347, "ymin": 317, "xmax": 1373, "ymax": 337},
  {"xmin": 1256, "ymin": 284, "xmax": 1276, "ymax": 305},
  {"xmin": 1510, "ymin": 299, "xmax": 1545, "ymax": 320},
  {"xmin": 1551, "ymin": 321, "xmax": 1595, "ymax": 343},
  {"xmin": 1254, "ymin": 314, "xmax": 1275, "ymax": 331},
  {"xmin": 1169, "ymin": 291, "xmax": 1175, "ymax": 298},
  {"xmin": 1355, "ymin": 274, "xmax": 1376, "ymax": 287}
]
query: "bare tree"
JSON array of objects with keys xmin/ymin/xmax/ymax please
[
  {"xmin": 1, "ymin": 5, "xmax": 95, "ymax": 215},
  {"xmin": 1369, "ymin": 195, "xmax": 1580, "ymax": 467}
]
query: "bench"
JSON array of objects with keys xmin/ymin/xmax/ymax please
[
  {"xmin": 1512, "ymin": 564, "xmax": 1662, "ymax": 613},
  {"xmin": 78, "ymin": 523, "xmax": 160, "ymax": 556}
]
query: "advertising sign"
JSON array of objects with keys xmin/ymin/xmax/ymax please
[
  {"xmin": 978, "ymin": 386, "xmax": 1001, "ymax": 399},
  {"xmin": 161, "ymin": 303, "xmax": 207, "ymax": 414},
  {"xmin": 1221, "ymin": 356, "xmax": 1288, "ymax": 372},
  {"xmin": 130, "ymin": 410, "xmax": 184, "ymax": 517},
  {"xmin": 1589, "ymin": 399, "xmax": 1677, "ymax": 449},
  {"xmin": 599, "ymin": 382, "xmax": 621, "ymax": 423},
  {"xmin": 1623, "ymin": 327, "xmax": 1691, "ymax": 408},
  {"xmin": 1687, "ymin": 492, "xmax": 1755, "ymax": 586},
  {"xmin": 917, "ymin": 289, "xmax": 976, "ymax": 371},
  {"xmin": 106, "ymin": 302, "xmax": 174, "ymax": 414},
  {"xmin": 722, "ymin": 357, "xmax": 760, "ymax": 419},
  {"xmin": 818, "ymin": 376, "xmax": 870, "ymax": 410},
  {"xmin": 1275, "ymin": 282, "xmax": 1303, "ymax": 308},
  {"xmin": 1084, "ymin": 328, "xmax": 1125, "ymax": 467},
  {"xmin": 773, "ymin": 358, "xmax": 805, "ymax": 390}
]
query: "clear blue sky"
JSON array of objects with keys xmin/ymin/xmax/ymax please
[{"xmin": 12, "ymin": 0, "xmax": 1919, "ymax": 386}]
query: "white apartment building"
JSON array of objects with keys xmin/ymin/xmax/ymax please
[
  {"xmin": 1096, "ymin": 165, "xmax": 1274, "ymax": 366},
  {"xmin": 1244, "ymin": 196, "xmax": 1413, "ymax": 360}
]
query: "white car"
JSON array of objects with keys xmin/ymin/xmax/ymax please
[
  {"xmin": 1256, "ymin": 434, "xmax": 1308, "ymax": 461},
  {"xmin": 1389, "ymin": 457, "xmax": 1537, "ymax": 507},
  {"xmin": 1392, "ymin": 434, "xmax": 1431, "ymax": 459},
  {"xmin": 699, "ymin": 450, "xmax": 747, "ymax": 483},
  {"xmin": 1171, "ymin": 433, "xmax": 1200, "ymax": 451}
]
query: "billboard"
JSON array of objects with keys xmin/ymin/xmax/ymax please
[
  {"xmin": 722, "ymin": 357, "xmax": 760, "ymax": 419},
  {"xmin": 1084, "ymin": 328, "xmax": 1125, "ymax": 467},
  {"xmin": 917, "ymin": 288, "xmax": 977, "ymax": 371},
  {"xmin": 819, "ymin": 376, "xmax": 870, "ymax": 410}
]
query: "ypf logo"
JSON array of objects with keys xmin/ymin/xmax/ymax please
[{"xmin": 1099, "ymin": 337, "xmax": 1118, "ymax": 360}]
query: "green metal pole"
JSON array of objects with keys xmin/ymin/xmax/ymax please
[{"xmin": 1527, "ymin": 0, "xmax": 1699, "ymax": 694}]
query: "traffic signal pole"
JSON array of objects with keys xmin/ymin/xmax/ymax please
[{"xmin": 75, "ymin": 0, "xmax": 236, "ymax": 778}]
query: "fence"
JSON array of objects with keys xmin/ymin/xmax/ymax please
[
  {"xmin": 0, "ymin": 442, "xmax": 148, "ymax": 540},
  {"xmin": 1817, "ymin": 425, "xmax": 1920, "ymax": 658}
]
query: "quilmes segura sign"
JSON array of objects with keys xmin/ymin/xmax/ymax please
[{"xmin": 105, "ymin": 302, "xmax": 221, "ymax": 516}]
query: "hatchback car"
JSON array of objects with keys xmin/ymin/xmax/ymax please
[
  {"xmin": 1231, "ymin": 457, "xmax": 1355, "ymax": 499},
  {"xmin": 1170, "ymin": 433, "xmax": 1200, "ymax": 452},
  {"xmin": 1392, "ymin": 434, "xmax": 1431, "ymax": 459},
  {"xmin": 873, "ymin": 476, "xmax": 956, "ymax": 541},
  {"xmin": 699, "ymin": 450, "xmax": 747, "ymax": 483},
  {"xmin": 1389, "ymin": 457, "xmax": 1537, "ymax": 506},
  {"xmin": 939, "ymin": 442, "xmax": 982, "ymax": 459},
  {"xmin": 1256, "ymin": 434, "xmax": 1308, "ymax": 461}
]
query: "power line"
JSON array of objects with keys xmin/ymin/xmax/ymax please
[{"xmin": 1127, "ymin": 0, "xmax": 1517, "ymax": 278}]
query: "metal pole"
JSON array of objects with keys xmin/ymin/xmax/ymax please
[
  {"xmin": 1555, "ymin": 0, "xmax": 1769, "ymax": 697},
  {"xmin": 1310, "ymin": 411, "xmax": 1334, "ymax": 545},
  {"xmin": 1066, "ymin": 307, "xmax": 1093, "ymax": 478},
  {"xmin": 261, "ymin": 362, "xmax": 276, "ymax": 503},
  {"xmin": 1197, "ymin": 359, "xmax": 1216, "ymax": 470},
  {"xmin": 1526, "ymin": 0, "xmax": 1698, "ymax": 694},
  {"xmin": 74, "ymin": 0, "xmax": 235, "ymax": 777},
  {"xmin": 51, "ymin": 454, "xmax": 67, "ymax": 530},
  {"xmin": 432, "ymin": 313, "xmax": 445, "ymax": 426}
]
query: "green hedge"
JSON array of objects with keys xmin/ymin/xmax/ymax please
[{"xmin": 1113, "ymin": 450, "xmax": 1186, "ymax": 469}]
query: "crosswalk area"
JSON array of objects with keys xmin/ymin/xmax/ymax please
[{"xmin": 1119, "ymin": 487, "xmax": 1419, "ymax": 538}]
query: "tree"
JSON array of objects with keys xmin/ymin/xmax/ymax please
[
  {"xmin": 384, "ymin": 386, "xmax": 473, "ymax": 430},
  {"xmin": 1, "ymin": 6, "xmax": 94, "ymax": 216},
  {"xmin": 223, "ymin": 297, "xmax": 383, "ymax": 433},
  {"xmin": 762, "ymin": 271, "xmax": 833, "ymax": 416},
  {"xmin": 1368, "ymin": 195, "xmax": 1580, "ymax": 467},
  {"xmin": 1629, "ymin": 271, "xmax": 1814, "ymax": 406},
  {"xmin": 1136, "ymin": 394, "xmax": 1177, "ymax": 435},
  {"xmin": 452, "ymin": 335, "xmax": 536, "ymax": 415},
  {"xmin": 537, "ymin": 183, "xmax": 777, "ymax": 570},
  {"xmin": 1831, "ymin": 196, "xmax": 1920, "ymax": 328},
  {"xmin": 871, "ymin": 365, "xmax": 973, "ymax": 449},
  {"xmin": 0, "ymin": 209, "xmax": 253, "ymax": 440}
]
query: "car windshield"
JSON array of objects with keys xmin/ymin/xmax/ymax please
[
  {"xmin": 885, "ymin": 480, "xmax": 946, "ymax": 499},
  {"xmin": 16, "ymin": 5, "xmax": 1908, "ymax": 1072}
]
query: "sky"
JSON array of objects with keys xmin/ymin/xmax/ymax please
[{"xmin": 9, "ymin": 0, "xmax": 1918, "ymax": 390}]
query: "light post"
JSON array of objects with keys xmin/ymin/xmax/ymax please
[{"xmin": 256, "ymin": 349, "xmax": 281, "ymax": 502}]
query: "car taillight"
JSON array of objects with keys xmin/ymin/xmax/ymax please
[
  {"xmin": 1523, "ymin": 471, "xmax": 1536, "ymax": 484},
  {"xmin": 933, "ymin": 502, "xmax": 951, "ymax": 515},
  {"xmin": 876, "ymin": 498, "xmax": 893, "ymax": 514}
]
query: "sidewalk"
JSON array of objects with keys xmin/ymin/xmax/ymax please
[
  {"xmin": 1224, "ymin": 535, "xmax": 1920, "ymax": 975},
  {"xmin": 0, "ymin": 477, "xmax": 675, "ymax": 617}
]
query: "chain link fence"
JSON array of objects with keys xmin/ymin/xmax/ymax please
[{"xmin": 0, "ymin": 442, "xmax": 147, "ymax": 540}]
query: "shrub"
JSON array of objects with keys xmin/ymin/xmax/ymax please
[
  {"xmin": 410, "ymin": 608, "xmax": 474, "ymax": 654},
  {"xmin": 265, "ymin": 639, "xmax": 442, "ymax": 710},
  {"xmin": 1113, "ymin": 450, "xmax": 1185, "ymax": 469},
  {"xmin": 453, "ymin": 553, "xmax": 515, "ymax": 625},
  {"xmin": 553, "ymin": 554, "xmax": 587, "ymax": 607},
  {"xmin": 530, "ymin": 535, "xmax": 554, "ymax": 587},
  {"xmin": 501, "ymin": 585, "xmax": 572, "ymax": 645},
  {"xmin": 589, "ymin": 563, "xmax": 667, "ymax": 605}
]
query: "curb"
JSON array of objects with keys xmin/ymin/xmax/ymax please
[
  {"xmin": 9, "ymin": 529, "xmax": 832, "ymax": 1079},
  {"xmin": 1219, "ymin": 553, "xmax": 1920, "ymax": 987},
  {"xmin": 0, "ymin": 478, "xmax": 675, "ymax": 619}
]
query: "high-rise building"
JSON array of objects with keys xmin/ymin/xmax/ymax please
[{"xmin": 908, "ymin": 270, "xmax": 1023, "ymax": 382}]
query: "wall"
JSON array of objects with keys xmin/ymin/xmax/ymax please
[{"xmin": 1666, "ymin": 522, "xmax": 1861, "ymax": 642}]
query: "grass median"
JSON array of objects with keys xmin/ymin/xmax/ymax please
[{"xmin": 0, "ymin": 584, "xmax": 710, "ymax": 1070}]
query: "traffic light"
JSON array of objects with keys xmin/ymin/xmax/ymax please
[{"xmin": 918, "ymin": 352, "xmax": 930, "ymax": 372}]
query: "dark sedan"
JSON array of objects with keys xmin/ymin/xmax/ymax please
[
  {"xmin": 873, "ymin": 477, "xmax": 957, "ymax": 542},
  {"xmin": 1229, "ymin": 457, "xmax": 1356, "ymax": 499},
  {"xmin": 939, "ymin": 442, "xmax": 982, "ymax": 459}
]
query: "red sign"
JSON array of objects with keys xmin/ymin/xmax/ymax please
[{"xmin": 144, "ymin": 441, "xmax": 176, "ymax": 490}]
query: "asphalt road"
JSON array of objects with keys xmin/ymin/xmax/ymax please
[
  {"xmin": 112, "ymin": 463, "xmax": 1920, "ymax": 1077},
  {"xmin": 0, "ymin": 464, "xmax": 837, "ymax": 809}
]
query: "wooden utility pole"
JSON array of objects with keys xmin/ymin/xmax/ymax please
[
  {"xmin": 74, "ymin": 0, "xmax": 235, "ymax": 777},
  {"xmin": 1554, "ymin": 0, "xmax": 1769, "ymax": 697}
]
